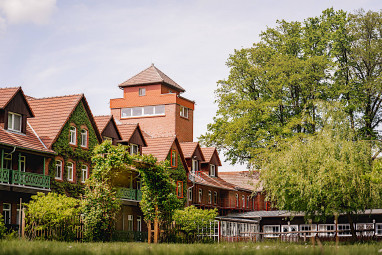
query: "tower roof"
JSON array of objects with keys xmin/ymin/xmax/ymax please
[{"xmin": 119, "ymin": 64, "xmax": 185, "ymax": 92}]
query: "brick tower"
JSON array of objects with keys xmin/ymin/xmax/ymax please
[{"xmin": 110, "ymin": 64, "xmax": 194, "ymax": 142}]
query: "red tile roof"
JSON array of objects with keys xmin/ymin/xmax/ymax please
[
  {"xmin": 0, "ymin": 123, "xmax": 54, "ymax": 154},
  {"xmin": 118, "ymin": 123, "xmax": 138, "ymax": 141},
  {"xmin": 119, "ymin": 64, "xmax": 185, "ymax": 92},
  {"xmin": 179, "ymin": 142, "xmax": 201, "ymax": 159},
  {"xmin": 219, "ymin": 171, "xmax": 262, "ymax": 192},
  {"xmin": 27, "ymin": 94, "xmax": 103, "ymax": 148},
  {"xmin": 94, "ymin": 115, "xmax": 112, "ymax": 133},
  {"xmin": 142, "ymin": 136, "xmax": 176, "ymax": 162},
  {"xmin": 201, "ymin": 147, "xmax": 222, "ymax": 166},
  {"xmin": 194, "ymin": 171, "xmax": 236, "ymax": 191}
]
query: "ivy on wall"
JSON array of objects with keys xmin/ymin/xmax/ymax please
[
  {"xmin": 49, "ymin": 102, "xmax": 99, "ymax": 198},
  {"xmin": 166, "ymin": 153, "xmax": 187, "ymax": 205}
]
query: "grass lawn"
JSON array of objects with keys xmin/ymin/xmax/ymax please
[{"xmin": 1, "ymin": 240, "xmax": 382, "ymax": 255}]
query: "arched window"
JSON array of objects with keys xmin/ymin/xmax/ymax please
[
  {"xmin": 67, "ymin": 162, "xmax": 74, "ymax": 181},
  {"xmin": 81, "ymin": 165, "xmax": 88, "ymax": 183},
  {"xmin": 69, "ymin": 126, "xmax": 76, "ymax": 145}
]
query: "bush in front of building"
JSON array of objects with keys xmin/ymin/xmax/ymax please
[
  {"xmin": 25, "ymin": 192, "xmax": 81, "ymax": 241},
  {"xmin": 0, "ymin": 214, "xmax": 6, "ymax": 239},
  {"xmin": 173, "ymin": 206, "xmax": 218, "ymax": 243}
]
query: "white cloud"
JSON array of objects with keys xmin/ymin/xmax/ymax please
[{"xmin": 0, "ymin": 0, "xmax": 56, "ymax": 25}]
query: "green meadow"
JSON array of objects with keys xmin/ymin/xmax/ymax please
[{"xmin": 1, "ymin": 240, "xmax": 382, "ymax": 255}]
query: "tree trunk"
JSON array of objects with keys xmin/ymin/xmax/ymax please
[{"xmin": 346, "ymin": 213, "xmax": 357, "ymax": 241}]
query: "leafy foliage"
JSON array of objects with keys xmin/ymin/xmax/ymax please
[
  {"xmin": 173, "ymin": 206, "xmax": 218, "ymax": 242},
  {"xmin": 50, "ymin": 102, "xmax": 99, "ymax": 197},
  {"xmin": 0, "ymin": 214, "xmax": 6, "ymax": 239},
  {"xmin": 24, "ymin": 192, "xmax": 81, "ymax": 241}
]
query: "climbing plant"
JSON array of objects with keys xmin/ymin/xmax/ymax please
[
  {"xmin": 166, "ymin": 153, "xmax": 187, "ymax": 206},
  {"xmin": 49, "ymin": 101, "xmax": 99, "ymax": 197}
]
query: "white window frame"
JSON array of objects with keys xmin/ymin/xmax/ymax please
[
  {"xmin": 67, "ymin": 162, "xmax": 74, "ymax": 181},
  {"xmin": 139, "ymin": 88, "xmax": 146, "ymax": 96},
  {"xmin": 376, "ymin": 223, "xmax": 382, "ymax": 236},
  {"xmin": 69, "ymin": 126, "xmax": 76, "ymax": 145},
  {"xmin": 137, "ymin": 216, "xmax": 142, "ymax": 232},
  {"xmin": 198, "ymin": 188, "xmax": 202, "ymax": 203},
  {"xmin": 246, "ymin": 196, "xmax": 250, "ymax": 208},
  {"xmin": 3, "ymin": 203, "xmax": 11, "ymax": 225},
  {"xmin": 263, "ymin": 225, "xmax": 280, "ymax": 237},
  {"xmin": 130, "ymin": 144, "xmax": 139, "ymax": 155},
  {"xmin": 80, "ymin": 129, "xmax": 87, "ymax": 147},
  {"xmin": 209, "ymin": 164, "xmax": 215, "ymax": 177},
  {"xmin": 103, "ymin": 136, "xmax": 112, "ymax": 142},
  {"xmin": 300, "ymin": 224, "xmax": 317, "ymax": 237},
  {"xmin": 208, "ymin": 190, "xmax": 212, "ymax": 204},
  {"xmin": 318, "ymin": 224, "xmax": 335, "ymax": 237},
  {"xmin": 235, "ymin": 194, "xmax": 239, "ymax": 207},
  {"xmin": 188, "ymin": 188, "xmax": 192, "ymax": 201},
  {"xmin": 8, "ymin": 112, "xmax": 22, "ymax": 132},
  {"xmin": 356, "ymin": 223, "xmax": 374, "ymax": 236},
  {"xmin": 242, "ymin": 195, "xmax": 245, "ymax": 208},
  {"xmin": 128, "ymin": 215, "xmax": 133, "ymax": 231},
  {"xmin": 55, "ymin": 160, "xmax": 63, "ymax": 180},
  {"xmin": 281, "ymin": 225, "xmax": 299, "ymax": 236},
  {"xmin": 337, "ymin": 224, "xmax": 352, "ymax": 237},
  {"xmin": 121, "ymin": 105, "xmax": 165, "ymax": 118},
  {"xmin": 192, "ymin": 159, "xmax": 198, "ymax": 172},
  {"xmin": 81, "ymin": 165, "xmax": 88, "ymax": 183},
  {"xmin": 180, "ymin": 106, "xmax": 188, "ymax": 118}
]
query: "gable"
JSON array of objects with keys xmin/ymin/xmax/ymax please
[
  {"xmin": 129, "ymin": 127, "xmax": 145, "ymax": 146},
  {"xmin": 209, "ymin": 150, "xmax": 222, "ymax": 166},
  {"xmin": 4, "ymin": 90, "xmax": 34, "ymax": 117},
  {"xmin": 193, "ymin": 145, "xmax": 204, "ymax": 161},
  {"xmin": 102, "ymin": 118, "xmax": 121, "ymax": 140}
]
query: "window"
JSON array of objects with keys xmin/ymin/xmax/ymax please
[
  {"xmin": 137, "ymin": 216, "xmax": 142, "ymax": 232},
  {"xmin": 80, "ymin": 129, "xmax": 87, "ymax": 147},
  {"xmin": 139, "ymin": 88, "xmax": 146, "ymax": 96},
  {"xmin": 376, "ymin": 224, "xmax": 382, "ymax": 236},
  {"xmin": 263, "ymin": 225, "xmax": 280, "ymax": 237},
  {"xmin": 300, "ymin": 224, "xmax": 317, "ymax": 237},
  {"xmin": 121, "ymin": 105, "xmax": 165, "ymax": 118},
  {"xmin": 235, "ymin": 194, "xmax": 239, "ymax": 207},
  {"xmin": 246, "ymin": 196, "xmax": 249, "ymax": 208},
  {"xmin": 338, "ymin": 224, "xmax": 351, "ymax": 236},
  {"xmin": 198, "ymin": 189, "xmax": 202, "ymax": 203},
  {"xmin": 192, "ymin": 159, "xmax": 198, "ymax": 172},
  {"xmin": 7, "ymin": 112, "xmax": 22, "ymax": 132},
  {"xmin": 208, "ymin": 190, "xmax": 212, "ymax": 204},
  {"xmin": 55, "ymin": 160, "xmax": 62, "ymax": 180},
  {"xmin": 188, "ymin": 188, "xmax": 192, "ymax": 201},
  {"xmin": 356, "ymin": 223, "xmax": 374, "ymax": 236},
  {"xmin": 176, "ymin": 181, "xmax": 183, "ymax": 198},
  {"xmin": 3, "ymin": 203, "xmax": 11, "ymax": 224},
  {"xmin": 81, "ymin": 165, "xmax": 88, "ymax": 183},
  {"xmin": 209, "ymin": 164, "xmax": 215, "ymax": 177},
  {"xmin": 19, "ymin": 155, "xmax": 26, "ymax": 172},
  {"xmin": 282, "ymin": 225, "xmax": 298, "ymax": 236},
  {"xmin": 69, "ymin": 126, "xmax": 76, "ymax": 145},
  {"xmin": 67, "ymin": 162, "xmax": 74, "ymax": 181},
  {"xmin": 16, "ymin": 204, "xmax": 20, "ymax": 226},
  {"xmin": 137, "ymin": 180, "xmax": 142, "ymax": 190},
  {"xmin": 318, "ymin": 224, "xmax": 335, "ymax": 237},
  {"xmin": 180, "ymin": 106, "xmax": 188, "ymax": 118},
  {"xmin": 130, "ymin": 144, "xmax": 139, "ymax": 155},
  {"xmin": 4, "ymin": 154, "xmax": 12, "ymax": 170},
  {"xmin": 128, "ymin": 215, "xmax": 133, "ymax": 231},
  {"xmin": 242, "ymin": 195, "xmax": 245, "ymax": 208},
  {"xmin": 213, "ymin": 191, "xmax": 217, "ymax": 204},
  {"xmin": 171, "ymin": 150, "xmax": 177, "ymax": 167}
]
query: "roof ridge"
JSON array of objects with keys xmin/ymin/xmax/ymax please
[
  {"xmin": 0, "ymin": 86, "xmax": 21, "ymax": 90},
  {"xmin": 118, "ymin": 65, "xmax": 159, "ymax": 87},
  {"xmin": 28, "ymin": 93, "xmax": 84, "ymax": 100}
]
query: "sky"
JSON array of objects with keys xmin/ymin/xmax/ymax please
[{"xmin": 0, "ymin": 0, "xmax": 381, "ymax": 171}]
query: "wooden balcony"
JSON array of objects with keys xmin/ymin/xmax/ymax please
[{"xmin": 0, "ymin": 168, "xmax": 50, "ymax": 189}]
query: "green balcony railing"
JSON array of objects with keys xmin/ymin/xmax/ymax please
[
  {"xmin": 117, "ymin": 187, "xmax": 143, "ymax": 201},
  {"xmin": 11, "ymin": 170, "xmax": 50, "ymax": 189},
  {"xmin": 0, "ymin": 168, "xmax": 10, "ymax": 183}
]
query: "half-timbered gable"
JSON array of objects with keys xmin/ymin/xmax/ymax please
[
  {"xmin": 117, "ymin": 123, "xmax": 147, "ymax": 155},
  {"xmin": 201, "ymin": 147, "xmax": 222, "ymax": 177},
  {"xmin": 94, "ymin": 115, "xmax": 122, "ymax": 145}
]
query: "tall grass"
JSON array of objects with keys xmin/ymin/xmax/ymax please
[{"xmin": 1, "ymin": 240, "xmax": 382, "ymax": 255}]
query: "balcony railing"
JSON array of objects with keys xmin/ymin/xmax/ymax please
[
  {"xmin": 116, "ymin": 187, "xmax": 142, "ymax": 201},
  {"xmin": 0, "ymin": 169, "xmax": 50, "ymax": 189}
]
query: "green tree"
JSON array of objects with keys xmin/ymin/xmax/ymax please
[
  {"xmin": 260, "ymin": 105, "xmax": 382, "ymax": 238},
  {"xmin": 25, "ymin": 192, "xmax": 81, "ymax": 241},
  {"xmin": 173, "ymin": 206, "xmax": 218, "ymax": 243}
]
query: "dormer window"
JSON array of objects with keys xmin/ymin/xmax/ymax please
[
  {"xmin": 8, "ymin": 112, "xmax": 22, "ymax": 132},
  {"xmin": 180, "ymin": 106, "xmax": 188, "ymax": 118},
  {"xmin": 209, "ymin": 164, "xmax": 216, "ymax": 177},
  {"xmin": 139, "ymin": 88, "xmax": 146, "ymax": 96},
  {"xmin": 192, "ymin": 159, "xmax": 198, "ymax": 172},
  {"xmin": 130, "ymin": 144, "xmax": 139, "ymax": 155},
  {"xmin": 69, "ymin": 126, "xmax": 76, "ymax": 145},
  {"xmin": 80, "ymin": 129, "xmax": 88, "ymax": 148}
]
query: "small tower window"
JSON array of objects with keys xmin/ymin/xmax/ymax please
[
  {"xmin": 180, "ymin": 106, "xmax": 188, "ymax": 118},
  {"xmin": 139, "ymin": 88, "xmax": 146, "ymax": 96}
]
